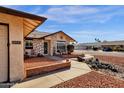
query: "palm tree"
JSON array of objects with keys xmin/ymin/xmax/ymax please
[{"xmin": 95, "ymin": 38, "xmax": 101, "ymax": 42}]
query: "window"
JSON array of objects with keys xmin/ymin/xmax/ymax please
[
  {"xmin": 57, "ymin": 41, "xmax": 66, "ymax": 53},
  {"xmin": 25, "ymin": 40, "xmax": 33, "ymax": 49}
]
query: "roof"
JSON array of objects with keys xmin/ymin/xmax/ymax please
[
  {"xmin": 100, "ymin": 40, "xmax": 124, "ymax": 45},
  {"xmin": 79, "ymin": 40, "xmax": 124, "ymax": 46},
  {"xmin": 27, "ymin": 31, "xmax": 76, "ymax": 42},
  {"xmin": 27, "ymin": 31, "xmax": 51, "ymax": 39},
  {"xmin": 79, "ymin": 42, "xmax": 101, "ymax": 46},
  {"xmin": 0, "ymin": 6, "xmax": 47, "ymax": 37},
  {"xmin": 0, "ymin": 6, "xmax": 47, "ymax": 21}
]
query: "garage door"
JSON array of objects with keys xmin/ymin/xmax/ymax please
[{"xmin": 0, "ymin": 24, "xmax": 8, "ymax": 82}]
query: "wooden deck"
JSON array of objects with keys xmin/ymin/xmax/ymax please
[{"xmin": 24, "ymin": 57, "xmax": 71, "ymax": 78}]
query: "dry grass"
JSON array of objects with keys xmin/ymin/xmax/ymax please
[{"xmin": 94, "ymin": 55, "xmax": 124, "ymax": 67}]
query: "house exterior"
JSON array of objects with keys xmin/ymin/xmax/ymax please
[
  {"xmin": 75, "ymin": 42, "xmax": 101, "ymax": 50},
  {"xmin": 25, "ymin": 31, "xmax": 76, "ymax": 56},
  {"xmin": 0, "ymin": 6, "xmax": 47, "ymax": 83},
  {"xmin": 76, "ymin": 40, "xmax": 124, "ymax": 51}
]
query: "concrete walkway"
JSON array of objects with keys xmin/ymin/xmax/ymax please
[{"xmin": 12, "ymin": 59, "xmax": 91, "ymax": 88}]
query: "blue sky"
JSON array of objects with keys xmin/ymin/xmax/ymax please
[{"xmin": 2, "ymin": 5, "xmax": 124, "ymax": 43}]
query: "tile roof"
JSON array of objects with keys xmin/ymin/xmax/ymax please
[
  {"xmin": 27, "ymin": 31, "xmax": 51, "ymax": 39},
  {"xmin": 26, "ymin": 31, "xmax": 76, "ymax": 42}
]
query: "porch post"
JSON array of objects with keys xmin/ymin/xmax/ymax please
[{"xmin": 50, "ymin": 40, "xmax": 53, "ymax": 56}]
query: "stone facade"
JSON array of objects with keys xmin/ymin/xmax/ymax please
[{"xmin": 33, "ymin": 39, "xmax": 44, "ymax": 55}]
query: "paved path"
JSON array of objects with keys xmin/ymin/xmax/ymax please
[{"xmin": 12, "ymin": 59, "xmax": 91, "ymax": 88}]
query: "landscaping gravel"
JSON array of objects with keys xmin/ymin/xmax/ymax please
[
  {"xmin": 86, "ymin": 58, "xmax": 124, "ymax": 80},
  {"xmin": 77, "ymin": 55, "xmax": 124, "ymax": 80},
  {"xmin": 97, "ymin": 64, "xmax": 124, "ymax": 80},
  {"xmin": 52, "ymin": 71, "xmax": 124, "ymax": 88}
]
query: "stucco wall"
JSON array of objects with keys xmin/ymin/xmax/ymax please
[
  {"xmin": 0, "ymin": 13, "xmax": 25, "ymax": 82},
  {"xmin": 44, "ymin": 32, "xmax": 72, "ymax": 55}
]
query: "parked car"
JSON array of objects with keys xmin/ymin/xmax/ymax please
[
  {"xmin": 92, "ymin": 47, "xmax": 99, "ymax": 51},
  {"xmin": 102, "ymin": 47, "xmax": 112, "ymax": 52}
]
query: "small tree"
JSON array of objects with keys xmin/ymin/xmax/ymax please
[{"xmin": 67, "ymin": 44, "xmax": 74, "ymax": 55}]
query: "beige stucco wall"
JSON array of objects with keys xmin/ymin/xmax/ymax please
[
  {"xmin": 0, "ymin": 13, "xmax": 25, "ymax": 82},
  {"xmin": 44, "ymin": 32, "xmax": 73, "ymax": 55}
]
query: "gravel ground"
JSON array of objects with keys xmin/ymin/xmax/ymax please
[
  {"xmin": 99, "ymin": 69, "xmax": 124, "ymax": 80},
  {"xmin": 52, "ymin": 71, "xmax": 124, "ymax": 88},
  {"xmin": 82, "ymin": 58, "xmax": 124, "ymax": 80},
  {"xmin": 93, "ymin": 55, "xmax": 124, "ymax": 80}
]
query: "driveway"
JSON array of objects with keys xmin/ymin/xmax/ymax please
[{"xmin": 12, "ymin": 58, "xmax": 91, "ymax": 88}]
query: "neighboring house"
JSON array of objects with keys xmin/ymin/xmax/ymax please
[
  {"xmin": 25, "ymin": 31, "xmax": 76, "ymax": 56},
  {"xmin": 76, "ymin": 40, "xmax": 124, "ymax": 50},
  {"xmin": 0, "ymin": 6, "xmax": 47, "ymax": 83},
  {"xmin": 75, "ymin": 42, "xmax": 101, "ymax": 50}
]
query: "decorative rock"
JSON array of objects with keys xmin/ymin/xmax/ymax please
[
  {"xmin": 85, "ymin": 58, "xmax": 118, "ymax": 73},
  {"xmin": 77, "ymin": 56, "xmax": 84, "ymax": 62}
]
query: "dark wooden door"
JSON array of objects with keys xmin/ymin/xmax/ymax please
[{"xmin": 44, "ymin": 42, "xmax": 48, "ymax": 54}]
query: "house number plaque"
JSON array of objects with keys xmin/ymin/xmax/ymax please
[{"xmin": 12, "ymin": 41, "xmax": 21, "ymax": 44}]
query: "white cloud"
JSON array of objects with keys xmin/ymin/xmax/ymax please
[
  {"xmin": 71, "ymin": 30, "xmax": 123, "ymax": 35},
  {"xmin": 46, "ymin": 6, "xmax": 99, "ymax": 15},
  {"xmin": 3, "ymin": 5, "xmax": 124, "ymax": 24},
  {"xmin": 42, "ymin": 6, "xmax": 99, "ymax": 23},
  {"xmin": 31, "ymin": 6, "xmax": 43, "ymax": 14},
  {"xmin": 70, "ymin": 30, "xmax": 124, "ymax": 42},
  {"xmin": 41, "ymin": 6, "xmax": 124, "ymax": 24}
]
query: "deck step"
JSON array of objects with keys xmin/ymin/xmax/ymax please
[{"xmin": 26, "ymin": 62, "xmax": 71, "ymax": 78}]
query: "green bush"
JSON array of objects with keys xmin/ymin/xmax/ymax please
[{"xmin": 67, "ymin": 44, "xmax": 74, "ymax": 54}]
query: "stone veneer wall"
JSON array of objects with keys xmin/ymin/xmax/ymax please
[{"xmin": 33, "ymin": 39, "xmax": 44, "ymax": 55}]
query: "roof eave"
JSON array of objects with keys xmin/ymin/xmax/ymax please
[{"xmin": 0, "ymin": 6, "xmax": 47, "ymax": 21}]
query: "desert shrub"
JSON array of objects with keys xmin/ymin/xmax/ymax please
[
  {"xmin": 92, "ymin": 47, "xmax": 98, "ymax": 51},
  {"xmin": 112, "ymin": 46, "xmax": 124, "ymax": 52},
  {"xmin": 24, "ymin": 52, "xmax": 29, "ymax": 59},
  {"xmin": 25, "ymin": 41, "xmax": 30, "ymax": 47},
  {"xmin": 37, "ymin": 53, "xmax": 44, "ymax": 57},
  {"xmin": 81, "ymin": 53, "xmax": 85, "ymax": 57}
]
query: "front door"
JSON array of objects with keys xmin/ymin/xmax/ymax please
[
  {"xmin": 44, "ymin": 42, "xmax": 48, "ymax": 54},
  {"xmin": 0, "ymin": 24, "xmax": 8, "ymax": 82}
]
